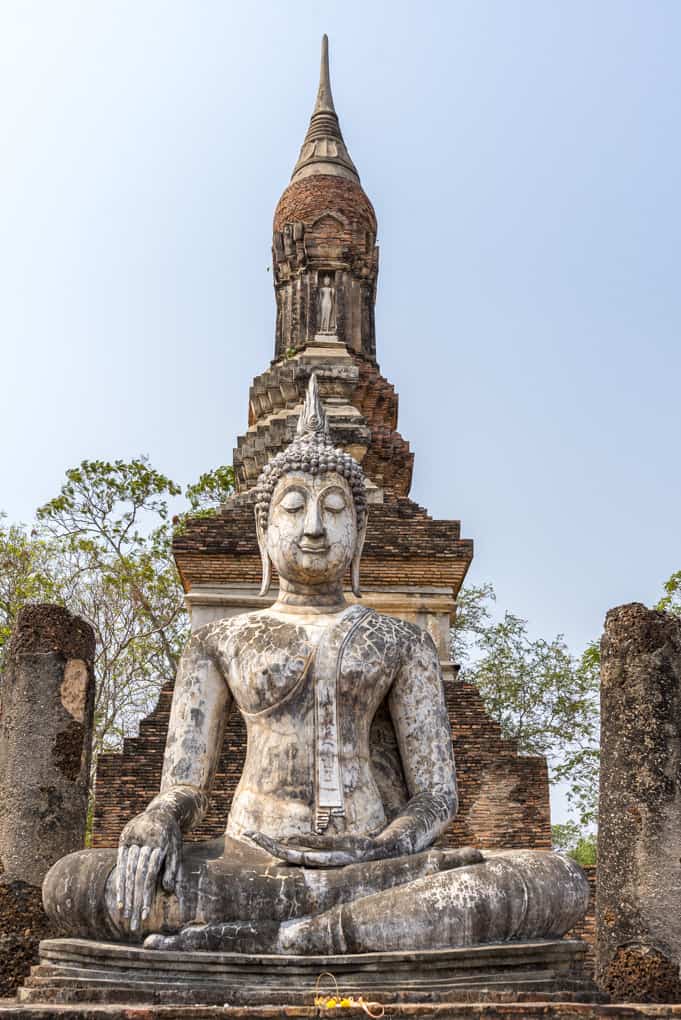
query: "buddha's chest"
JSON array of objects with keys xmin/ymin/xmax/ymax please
[{"xmin": 218, "ymin": 617, "xmax": 398, "ymax": 720}]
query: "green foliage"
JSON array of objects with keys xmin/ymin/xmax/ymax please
[
  {"xmin": 2, "ymin": 457, "xmax": 234, "ymax": 766},
  {"xmin": 451, "ymin": 584, "xmax": 600, "ymax": 831},
  {"xmin": 449, "ymin": 582, "xmax": 495, "ymax": 666},
  {"xmin": 180, "ymin": 465, "xmax": 235, "ymax": 523},
  {"xmin": 0, "ymin": 515, "xmax": 61, "ymax": 669},
  {"xmin": 2, "ymin": 455, "xmax": 235, "ymax": 827},
  {"xmin": 36, "ymin": 457, "xmax": 189, "ymax": 758},
  {"xmin": 656, "ymin": 570, "xmax": 681, "ymax": 614},
  {"xmin": 551, "ymin": 822, "xmax": 597, "ymax": 866}
]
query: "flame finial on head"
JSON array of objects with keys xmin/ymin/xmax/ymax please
[{"xmin": 296, "ymin": 372, "xmax": 330, "ymax": 442}]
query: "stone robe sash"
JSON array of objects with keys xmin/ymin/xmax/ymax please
[{"xmin": 311, "ymin": 604, "xmax": 373, "ymax": 832}]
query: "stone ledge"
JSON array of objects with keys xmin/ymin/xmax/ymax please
[
  {"xmin": 5, "ymin": 1000, "xmax": 681, "ymax": 1018},
  {"xmin": 16, "ymin": 938, "xmax": 596, "ymax": 1009}
]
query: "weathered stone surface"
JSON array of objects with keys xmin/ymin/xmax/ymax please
[
  {"xmin": 596, "ymin": 603, "xmax": 681, "ymax": 1001},
  {"xmin": 0, "ymin": 604, "xmax": 95, "ymax": 885},
  {"xmin": 11, "ymin": 1004, "xmax": 681, "ymax": 1019},
  {"xmin": 7, "ymin": 1006, "xmax": 681, "ymax": 1020},
  {"xmin": 0, "ymin": 605, "xmax": 92, "ymax": 997},
  {"xmin": 43, "ymin": 377, "xmax": 587, "ymax": 962},
  {"xmin": 91, "ymin": 673, "xmax": 553, "ymax": 856},
  {"xmin": 0, "ymin": 881, "xmax": 62, "ymax": 998},
  {"xmin": 17, "ymin": 936, "xmax": 594, "ymax": 1006}
]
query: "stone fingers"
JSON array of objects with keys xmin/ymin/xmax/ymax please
[
  {"xmin": 145, "ymin": 925, "xmax": 209, "ymax": 952},
  {"xmin": 246, "ymin": 830, "xmax": 358, "ymax": 867},
  {"xmin": 130, "ymin": 845, "xmax": 152, "ymax": 931},
  {"xmin": 162, "ymin": 837, "xmax": 180, "ymax": 893},
  {"xmin": 245, "ymin": 830, "xmax": 285, "ymax": 858},
  {"xmin": 144, "ymin": 932, "xmax": 178, "ymax": 951},
  {"xmin": 451, "ymin": 846, "xmax": 484, "ymax": 867},
  {"xmin": 116, "ymin": 845, "xmax": 128, "ymax": 911},
  {"xmin": 124, "ymin": 844, "xmax": 140, "ymax": 920},
  {"xmin": 119, "ymin": 843, "xmax": 165, "ymax": 929},
  {"xmin": 301, "ymin": 849, "xmax": 360, "ymax": 867},
  {"xmin": 141, "ymin": 847, "xmax": 164, "ymax": 921}
]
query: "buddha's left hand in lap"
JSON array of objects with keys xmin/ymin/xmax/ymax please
[
  {"xmin": 248, "ymin": 829, "xmax": 483, "ymax": 867},
  {"xmin": 247, "ymin": 829, "xmax": 410, "ymax": 866}
]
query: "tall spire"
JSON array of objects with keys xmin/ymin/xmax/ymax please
[
  {"xmin": 315, "ymin": 33, "xmax": 335, "ymax": 114},
  {"xmin": 291, "ymin": 35, "xmax": 360, "ymax": 184}
]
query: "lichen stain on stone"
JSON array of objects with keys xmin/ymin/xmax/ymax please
[
  {"xmin": 36, "ymin": 786, "xmax": 65, "ymax": 831},
  {"xmin": 52, "ymin": 720, "xmax": 85, "ymax": 781},
  {"xmin": 59, "ymin": 659, "xmax": 88, "ymax": 722}
]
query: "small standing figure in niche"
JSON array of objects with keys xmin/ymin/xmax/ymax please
[{"xmin": 319, "ymin": 275, "xmax": 336, "ymax": 333}]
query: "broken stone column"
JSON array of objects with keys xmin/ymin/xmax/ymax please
[
  {"xmin": 0, "ymin": 604, "xmax": 95, "ymax": 886},
  {"xmin": 596, "ymin": 602, "xmax": 681, "ymax": 1002}
]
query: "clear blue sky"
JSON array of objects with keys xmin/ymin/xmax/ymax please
[{"xmin": 2, "ymin": 0, "xmax": 680, "ymax": 662}]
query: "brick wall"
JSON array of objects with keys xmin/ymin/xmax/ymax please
[{"xmin": 567, "ymin": 864, "xmax": 596, "ymax": 974}]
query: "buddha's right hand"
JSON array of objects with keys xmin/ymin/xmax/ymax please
[{"xmin": 115, "ymin": 807, "xmax": 182, "ymax": 933}]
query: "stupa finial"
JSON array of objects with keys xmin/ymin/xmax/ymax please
[
  {"xmin": 314, "ymin": 34, "xmax": 335, "ymax": 114},
  {"xmin": 290, "ymin": 36, "xmax": 360, "ymax": 184}
]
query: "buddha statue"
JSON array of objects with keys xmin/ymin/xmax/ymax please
[
  {"xmin": 318, "ymin": 275, "xmax": 336, "ymax": 334},
  {"xmin": 43, "ymin": 374, "xmax": 588, "ymax": 955}
]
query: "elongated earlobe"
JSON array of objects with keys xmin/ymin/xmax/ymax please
[
  {"xmin": 256, "ymin": 514, "xmax": 272, "ymax": 597},
  {"xmin": 351, "ymin": 518, "xmax": 368, "ymax": 598}
]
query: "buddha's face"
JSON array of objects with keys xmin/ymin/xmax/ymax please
[{"xmin": 265, "ymin": 470, "xmax": 357, "ymax": 587}]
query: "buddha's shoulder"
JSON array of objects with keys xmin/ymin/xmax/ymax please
[
  {"xmin": 363, "ymin": 608, "xmax": 437, "ymax": 652},
  {"xmin": 190, "ymin": 610, "xmax": 301, "ymax": 655}
]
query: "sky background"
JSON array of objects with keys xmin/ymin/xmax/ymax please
[{"xmin": 2, "ymin": 1, "xmax": 680, "ymax": 819}]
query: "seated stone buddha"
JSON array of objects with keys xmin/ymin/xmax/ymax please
[{"xmin": 43, "ymin": 374, "xmax": 588, "ymax": 955}]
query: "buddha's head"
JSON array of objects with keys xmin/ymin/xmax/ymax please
[{"xmin": 254, "ymin": 374, "xmax": 368, "ymax": 599}]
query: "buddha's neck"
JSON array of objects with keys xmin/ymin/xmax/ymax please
[{"xmin": 272, "ymin": 579, "xmax": 347, "ymax": 616}]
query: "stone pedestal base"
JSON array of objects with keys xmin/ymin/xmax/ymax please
[{"xmin": 18, "ymin": 938, "xmax": 596, "ymax": 1007}]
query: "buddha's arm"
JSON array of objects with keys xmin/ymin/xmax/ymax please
[
  {"xmin": 150, "ymin": 628, "xmax": 232, "ymax": 829},
  {"xmin": 378, "ymin": 627, "xmax": 458, "ymax": 854},
  {"xmin": 116, "ymin": 627, "xmax": 232, "ymax": 931}
]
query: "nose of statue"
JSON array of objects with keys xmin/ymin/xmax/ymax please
[{"xmin": 303, "ymin": 497, "xmax": 324, "ymax": 538}]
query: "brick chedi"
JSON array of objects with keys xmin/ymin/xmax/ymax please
[{"xmin": 93, "ymin": 37, "xmax": 552, "ymax": 855}]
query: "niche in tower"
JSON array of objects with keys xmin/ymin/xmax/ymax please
[{"xmin": 316, "ymin": 269, "xmax": 337, "ymax": 337}]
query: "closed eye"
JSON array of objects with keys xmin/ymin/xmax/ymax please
[
  {"xmin": 323, "ymin": 494, "xmax": 347, "ymax": 513},
  {"xmin": 280, "ymin": 494, "xmax": 306, "ymax": 513}
]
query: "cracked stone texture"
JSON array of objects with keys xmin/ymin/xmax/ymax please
[
  {"xmin": 0, "ymin": 604, "xmax": 95, "ymax": 886},
  {"xmin": 596, "ymin": 602, "xmax": 681, "ymax": 1001}
]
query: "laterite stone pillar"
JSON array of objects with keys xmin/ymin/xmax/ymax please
[
  {"xmin": 596, "ymin": 602, "xmax": 681, "ymax": 1001},
  {"xmin": 0, "ymin": 604, "xmax": 95, "ymax": 885}
]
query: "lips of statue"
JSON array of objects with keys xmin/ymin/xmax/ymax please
[{"xmin": 265, "ymin": 471, "xmax": 357, "ymax": 587}]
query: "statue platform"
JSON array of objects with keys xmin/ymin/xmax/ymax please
[{"xmin": 15, "ymin": 937, "xmax": 597, "ymax": 1007}]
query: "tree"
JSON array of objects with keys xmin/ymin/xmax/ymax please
[
  {"xmin": 184, "ymin": 465, "xmax": 235, "ymax": 515},
  {"xmin": 451, "ymin": 585, "xmax": 600, "ymax": 831},
  {"xmin": 25, "ymin": 457, "xmax": 235, "ymax": 759},
  {"xmin": 551, "ymin": 821, "xmax": 597, "ymax": 866},
  {"xmin": 0, "ymin": 516, "xmax": 59, "ymax": 670},
  {"xmin": 657, "ymin": 570, "xmax": 681, "ymax": 615},
  {"xmin": 449, "ymin": 582, "xmax": 495, "ymax": 666}
]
